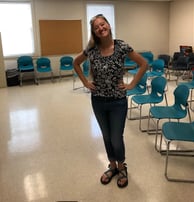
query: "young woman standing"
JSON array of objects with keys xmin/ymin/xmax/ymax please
[{"xmin": 73, "ymin": 14, "xmax": 147, "ymax": 188}]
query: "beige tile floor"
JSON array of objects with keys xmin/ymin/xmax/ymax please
[{"xmin": 0, "ymin": 75, "xmax": 194, "ymax": 202}]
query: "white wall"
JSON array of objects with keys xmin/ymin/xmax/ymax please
[
  {"xmin": 32, "ymin": 0, "xmax": 170, "ymax": 58},
  {"xmin": 115, "ymin": 1, "xmax": 169, "ymax": 57},
  {"xmin": 4, "ymin": 0, "xmax": 170, "ymax": 76},
  {"xmin": 169, "ymin": 0, "xmax": 194, "ymax": 55},
  {"xmin": 33, "ymin": 0, "xmax": 86, "ymax": 57}
]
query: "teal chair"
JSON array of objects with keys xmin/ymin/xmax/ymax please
[
  {"xmin": 128, "ymin": 67, "xmax": 140, "ymax": 77},
  {"xmin": 73, "ymin": 60, "xmax": 90, "ymax": 91},
  {"xmin": 36, "ymin": 57, "xmax": 53, "ymax": 84},
  {"xmin": 146, "ymin": 59, "xmax": 165, "ymax": 78},
  {"xmin": 162, "ymin": 121, "xmax": 194, "ymax": 183},
  {"xmin": 172, "ymin": 55, "xmax": 189, "ymax": 84},
  {"xmin": 83, "ymin": 59, "xmax": 90, "ymax": 77},
  {"xmin": 147, "ymin": 85, "xmax": 191, "ymax": 152},
  {"xmin": 124, "ymin": 55, "xmax": 137, "ymax": 79},
  {"xmin": 146, "ymin": 59, "xmax": 166, "ymax": 91},
  {"xmin": 128, "ymin": 51, "xmax": 153, "ymax": 76},
  {"xmin": 124, "ymin": 55, "xmax": 137, "ymax": 68},
  {"xmin": 140, "ymin": 51, "xmax": 154, "ymax": 68},
  {"xmin": 128, "ymin": 59, "xmax": 164, "ymax": 82},
  {"xmin": 158, "ymin": 54, "xmax": 171, "ymax": 79},
  {"xmin": 178, "ymin": 70, "xmax": 194, "ymax": 111},
  {"xmin": 59, "ymin": 56, "xmax": 74, "ymax": 81},
  {"xmin": 129, "ymin": 76, "xmax": 168, "ymax": 132},
  {"xmin": 126, "ymin": 73, "xmax": 148, "ymax": 119},
  {"xmin": 17, "ymin": 56, "xmax": 36, "ymax": 86}
]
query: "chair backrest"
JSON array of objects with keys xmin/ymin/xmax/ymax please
[
  {"xmin": 188, "ymin": 53, "xmax": 194, "ymax": 70},
  {"xmin": 126, "ymin": 73, "xmax": 147, "ymax": 96},
  {"xmin": 82, "ymin": 60, "xmax": 89, "ymax": 72},
  {"xmin": 124, "ymin": 55, "xmax": 137, "ymax": 67},
  {"xmin": 17, "ymin": 56, "xmax": 34, "ymax": 71},
  {"xmin": 150, "ymin": 76, "xmax": 167, "ymax": 98},
  {"xmin": 124, "ymin": 55, "xmax": 131, "ymax": 64},
  {"xmin": 172, "ymin": 52, "xmax": 183, "ymax": 62},
  {"xmin": 136, "ymin": 73, "xmax": 147, "ymax": 91},
  {"xmin": 82, "ymin": 60, "xmax": 90, "ymax": 77},
  {"xmin": 192, "ymin": 69, "xmax": 194, "ymax": 81},
  {"xmin": 158, "ymin": 54, "xmax": 171, "ymax": 68},
  {"xmin": 173, "ymin": 55, "xmax": 189, "ymax": 70},
  {"xmin": 174, "ymin": 84, "xmax": 189, "ymax": 110},
  {"xmin": 60, "ymin": 56, "xmax": 73, "ymax": 68},
  {"xmin": 141, "ymin": 51, "xmax": 154, "ymax": 65},
  {"xmin": 36, "ymin": 57, "xmax": 51, "ymax": 68},
  {"xmin": 177, "ymin": 55, "xmax": 188, "ymax": 65},
  {"xmin": 151, "ymin": 59, "xmax": 165, "ymax": 73}
]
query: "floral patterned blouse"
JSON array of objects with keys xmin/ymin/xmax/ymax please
[{"xmin": 83, "ymin": 39, "xmax": 134, "ymax": 98}]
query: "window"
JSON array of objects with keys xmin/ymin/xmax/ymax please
[
  {"xmin": 86, "ymin": 4, "xmax": 115, "ymax": 41},
  {"xmin": 0, "ymin": 2, "xmax": 34, "ymax": 57}
]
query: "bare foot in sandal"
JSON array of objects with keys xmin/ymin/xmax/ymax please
[
  {"xmin": 100, "ymin": 164, "xmax": 118, "ymax": 185},
  {"xmin": 117, "ymin": 163, "xmax": 128, "ymax": 188}
]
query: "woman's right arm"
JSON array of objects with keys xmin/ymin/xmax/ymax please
[{"xmin": 73, "ymin": 52, "xmax": 96, "ymax": 90}]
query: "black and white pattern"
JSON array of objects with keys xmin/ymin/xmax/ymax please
[{"xmin": 84, "ymin": 39, "xmax": 133, "ymax": 98}]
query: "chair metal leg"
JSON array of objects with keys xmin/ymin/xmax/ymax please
[
  {"xmin": 139, "ymin": 105, "xmax": 157, "ymax": 132},
  {"xmin": 35, "ymin": 72, "xmax": 40, "ymax": 85},
  {"xmin": 153, "ymin": 120, "xmax": 163, "ymax": 152},
  {"xmin": 73, "ymin": 75, "xmax": 88, "ymax": 92},
  {"xmin": 127, "ymin": 98, "xmax": 140, "ymax": 120},
  {"xmin": 73, "ymin": 77, "xmax": 84, "ymax": 90},
  {"xmin": 147, "ymin": 112, "xmax": 162, "ymax": 134},
  {"xmin": 164, "ymin": 140, "xmax": 194, "ymax": 183},
  {"xmin": 164, "ymin": 93, "xmax": 168, "ymax": 106},
  {"xmin": 147, "ymin": 114, "xmax": 167, "ymax": 152},
  {"xmin": 128, "ymin": 99, "xmax": 138, "ymax": 120},
  {"xmin": 59, "ymin": 70, "xmax": 62, "ymax": 81},
  {"xmin": 139, "ymin": 104, "xmax": 161, "ymax": 132},
  {"xmin": 128, "ymin": 101, "xmax": 155, "ymax": 132},
  {"xmin": 19, "ymin": 72, "xmax": 23, "ymax": 86},
  {"xmin": 139, "ymin": 105, "xmax": 143, "ymax": 131},
  {"xmin": 34, "ymin": 71, "xmax": 37, "ymax": 85},
  {"xmin": 73, "ymin": 75, "xmax": 81, "ymax": 90},
  {"xmin": 128, "ymin": 101, "xmax": 149, "ymax": 121},
  {"xmin": 51, "ymin": 72, "xmax": 54, "ymax": 82},
  {"xmin": 188, "ymin": 90, "xmax": 194, "ymax": 111}
]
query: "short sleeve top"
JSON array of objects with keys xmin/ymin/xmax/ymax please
[{"xmin": 84, "ymin": 39, "xmax": 133, "ymax": 98}]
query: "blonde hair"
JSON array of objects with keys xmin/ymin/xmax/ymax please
[{"xmin": 87, "ymin": 14, "xmax": 112, "ymax": 49}]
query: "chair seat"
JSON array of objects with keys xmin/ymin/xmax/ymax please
[
  {"xmin": 125, "ymin": 61, "xmax": 137, "ymax": 68},
  {"xmin": 146, "ymin": 71, "xmax": 164, "ymax": 77},
  {"xmin": 36, "ymin": 57, "xmax": 53, "ymax": 84},
  {"xmin": 128, "ymin": 68, "xmax": 139, "ymax": 75},
  {"xmin": 132, "ymin": 94, "xmax": 163, "ymax": 105},
  {"xmin": 17, "ymin": 56, "xmax": 36, "ymax": 86},
  {"xmin": 150, "ymin": 106, "xmax": 187, "ymax": 119},
  {"xmin": 60, "ymin": 66, "xmax": 73, "ymax": 71},
  {"xmin": 127, "ymin": 87, "xmax": 146, "ymax": 96},
  {"xmin": 19, "ymin": 65, "xmax": 34, "ymax": 71},
  {"xmin": 124, "ymin": 55, "xmax": 137, "ymax": 68},
  {"xmin": 179, "ymin": 82, "xmax": 194, "ymax": 89},
  {"xmin": 37, "ymin": 67, "xmax": 52, "ymax": 73},
  {"xmin": 162, "ymin": 122, "xmax": 194, "ymax": 142}
]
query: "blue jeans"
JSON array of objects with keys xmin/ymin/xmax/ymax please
[{"xmin": 91, "ymin": 95, "xmax": 128, "ymax": 163}]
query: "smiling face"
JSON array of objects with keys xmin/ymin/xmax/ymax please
[
  {"xmin": 92, "ymin": 17, "xmax": 111, "ymax": 38},
  {"xmin": 90, "ymin": 15, "xmax": 112, "ymax": 45}
]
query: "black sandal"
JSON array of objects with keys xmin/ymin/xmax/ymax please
[
  {"xmin": 117, "ymin": 164, "xmax": 128, "ymax": 188},
  {"xmin": 100, "ymin": 164, "xmax": 118, "ymax": 185}
]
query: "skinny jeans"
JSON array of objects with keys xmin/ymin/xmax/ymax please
[{"xmin": 91, "ymin": 95, "xmax": 128, "ymax": 163}]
